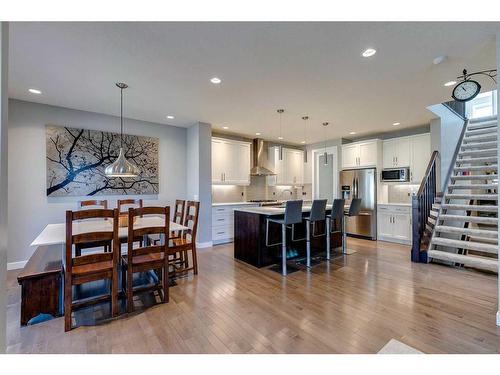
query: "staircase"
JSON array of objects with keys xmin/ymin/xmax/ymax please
[{"xmin": 428, "ymin": 116, "xmax": 498, "ymax": 273}]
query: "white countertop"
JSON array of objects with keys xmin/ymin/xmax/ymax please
[
  {"xmin": 212, "ymin": 202, "xmax": 260, "ymax": 207},
  {"xmin": 235, "ymin": 204, "xmax": 333, "ymax": 216},
  {"xmin": 378, "ymin": 202, "xmax": 412, "ymax": 207}
]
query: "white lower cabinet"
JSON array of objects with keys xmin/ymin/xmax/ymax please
[
  {"xmin": 212, "ymin": 204, "xmax": 259, "ymax": 244},
  {"xmin": 377, "ymin": 204, "xmax": 411, "ymax": 245}
]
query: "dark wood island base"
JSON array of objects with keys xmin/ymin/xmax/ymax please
[{"xmin": 234, "ymin": 208, "xmax": 342, "ymax": 268}]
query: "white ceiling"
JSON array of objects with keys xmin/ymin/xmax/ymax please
[{"xmin": 8, "ymin": 22, "xmax": 500, "ymax": 144}]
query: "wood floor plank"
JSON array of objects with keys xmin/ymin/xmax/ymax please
[{"xmin": 6, "ymin": 238, "xmax": 500, "ymax": 353}]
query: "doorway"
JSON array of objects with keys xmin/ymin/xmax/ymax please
[{"xmin": 311, "ymin": 146, "xmax": 339, "ymax": 203}]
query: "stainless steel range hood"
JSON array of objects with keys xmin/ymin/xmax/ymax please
[{"xmin": 250, "ymin": 138, "xmax": 276, "ymax": 176}]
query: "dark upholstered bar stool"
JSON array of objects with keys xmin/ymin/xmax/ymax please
[
  {"xmin": 302, "ymin": 199, "xmax": 327, "ymax": 268},
  {"xmin": 325, "ymin": 198, "xmax": 345, "ymax": 260},
  {"xmin": 342, "ymin": 198, "xmax": 362, "ymax": 254},
  {"xmin": 265, "ymin": 200, "xmax": 303, "ymax": 276}
]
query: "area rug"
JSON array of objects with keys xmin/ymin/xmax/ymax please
[{"xmin": 377, "ymin": 339, "xmax": 424, "ymax": 354}]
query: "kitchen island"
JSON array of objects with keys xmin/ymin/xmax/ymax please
[{"xmin": 234, "ymin": 205, "xmax": 343, "ymax": 268}]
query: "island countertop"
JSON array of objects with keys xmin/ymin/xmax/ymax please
[{"xmin": 234, "ymin": 204, "xmax": 334, "ymax": 216}]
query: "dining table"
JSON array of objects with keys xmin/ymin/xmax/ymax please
[{"xmin": 31, "ymin": 216, "xmax": 188, "ymax": 248}]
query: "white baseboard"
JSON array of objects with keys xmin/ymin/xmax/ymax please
[
  {"xmin": 196, "ymin": 241, "xmax": 213, "ymax": 248},
  {"xmin": 497, "ymin": 311, "xmax": 500, "ymax": 327},
  {"xmin": 7, "ymin": 260, "xmax": 27, "ymax": 271}
]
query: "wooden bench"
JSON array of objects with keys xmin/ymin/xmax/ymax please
[{"xmin": 17, "ymin": 246, "xmax": 63, "ymax": 325}]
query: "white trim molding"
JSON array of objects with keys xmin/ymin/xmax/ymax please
[
  {"xmin": 497, "ymin": 311, "xmax": 500, "ymax": 327},
  {"xmin": 196, "ymin": 241, "xmax": 213, "ymax": 248},
  {"xmin": 7, "ymin": 260, "xmax": 26, "ymax": 271}
]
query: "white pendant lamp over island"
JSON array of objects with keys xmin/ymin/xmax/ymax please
[{"xmin": 105, "ymin": 82, "xmax": 140, "ymax": 178}]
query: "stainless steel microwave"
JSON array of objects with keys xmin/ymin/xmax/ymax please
[{"xmin": 381, "ymin": 167, "xmax": 410, "ymax": 182}]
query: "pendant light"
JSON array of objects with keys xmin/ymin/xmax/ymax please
[
  {"xmin": 302, "ymin": 116, "xmax": 309, "ymax": 163},
  {"xmin": 322, "ymin": 122, "xmax": 329, "ymax": 166},
  {"xmin": 277, "ymin": 109, "xmax": 284, "ymax": 160},
  {"xmin": 105, "ymin": 83, "xmax": 140, "ymax": 178}
]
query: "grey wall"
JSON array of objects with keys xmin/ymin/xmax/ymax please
[
  {"xmin": 186, "ymin": 122, "xmax": 212, "ymax": 245},
  {"xmin": 8, "ymin": 99, "xmax": 188, "ymax": 265},
  {"xmin": 428, "ymin": 104, "xmax": 464, "ymax": 191},
  {"xmin": 0, "ymin": 22, "xmax": 9, "ymax": 354},
  {"xmin": 347, "ymin": 124, "xmax": 430, "ymax": 142}
]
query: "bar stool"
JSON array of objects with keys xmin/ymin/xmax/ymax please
[
  {"xmin": 302, "ymin": 199, "xmax": 327, "ymax": 268},
  {"xmin": 342, "ymin": 198, "xmax": 362, "ymax": 254},
  {"xmin": 265, "ymin": 200, "xmax": 303, "ymax": 276},
  {"xmin": 325, "ymin": 198, "xmax": 345, "ymax": 260}
]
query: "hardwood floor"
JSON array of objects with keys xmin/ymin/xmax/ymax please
[{"xmin": 6, "ymin": 238, "xmax": 500, "ymax": 353}]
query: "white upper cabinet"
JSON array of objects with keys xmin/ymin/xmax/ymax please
[
  {"xmin": 341, "ymin": 140, "xmax": 380, "ymax": 169},
  {"xmin": 211, "ymin": 138, "xmax": 251, "ymax": 185},
  {"xmin": 381, "ymin": 133, "xmax": 431, "ymax": 184},
  {"xmin": 382, "ymin": 137, "xmax": 411, "ymax": 168},
  {"xmin": 410, "ymin": 133, "xmax": 431, "ymax": 184},
  {"xmin": 268, "ymin": 146, "xmax": 304, "ymax": 185}
]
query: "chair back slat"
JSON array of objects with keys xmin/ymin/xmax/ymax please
[
  {"xmin": 118, "ymin": 199, "xmax": 143, "ymax": 214},
  {"xmin": 128, "ymin": 206, "xmax": 170, "ymax": 261},
  {"xmin": 79, "ymin": 200, "xmax": 107, "ymax": 209},
  {"xmin": 182, "ymin": 201, "xmax": 200, "ymax": 243},
  {"xmin": 73, "ymin": 252, "xmax": 113, "ymax": 267},
  {"xmin": 73, "ymin": 231, "xmax": 114, "ymax": 244},
  {"xmin": 174, "ymin": 200, "xmax": 186, "ymax": 224},
  {"xmin": 65, "ymin": 208, "xmax": 119, "ymax": 272}
]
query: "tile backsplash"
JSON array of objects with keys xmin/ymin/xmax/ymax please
[
  {"xmin": 212, "ymin": 175, "xmax": 306, "ymax": 203},
  {"xmin": 387, "ymin": 184, "xmax": 420, "ymax": 203}
]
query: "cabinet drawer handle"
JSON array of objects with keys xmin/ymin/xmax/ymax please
[
  {"xmin": 217, "ymin": 231, "xmax": 225, "ymax": 235},
  {"xmin": 217, "ymin": 218, "xmax": 225, "ymax": 221}
]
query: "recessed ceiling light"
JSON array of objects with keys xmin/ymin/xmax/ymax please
[
  {"xmin": 392, "ymin": 122, "xmax": 401, "ymax": 126},
  {"xmin": 166, "ymin": 115, "xmax": 175, "ymax": 119},
  {"xmin": 349, "ymin": 131, "xmax": 357, "ymax": 135},
  {"xmin": 222, "ymin": 126, "xmax": 229, "ymax": 130},
  {"xmin": 301, "ymin": 140, "xmax": 306, "ymax": 144},
  {"xmin": 210, "ymin": 77, "xmax": 221, "ymax": 84},
  {"xmin": 433, "ymin": 55, "xmax": 447, "ymax": 65},
  {"xmin": 28, "ymin": 88, "xmax": 42, "ymax": 94},
  {"xmin": 444, "ymin": 81, "xmax": 457, "ymax": 87},
  {"xmin": 278, "ymin": 136, "xmax": 284, "ymax": 140},
  {"xmin": 255, "ymin": 132, "xmax": 261, "ymax": 136},
  {"xmin": 362, "ymin": 48, "xmax": 376, "ymax": 57}
]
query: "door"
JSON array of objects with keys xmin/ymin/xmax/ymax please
[
  {"xmin": 396, "ymin": 137, "xmax": 411, "ymax": 167},
  {"xmin": 358, "ymin": 141, "xmax": 378, "ymax": 167},
  {"xmin": 342, "ymin": 144, "xmax": 359, "ymax": 169},
  {"xmin": 411, "ymin": 134, "xmax": 431, "ymax": 184},
  {"xmin": 392, "ymin": 212, "xmax": 410, "ymax": 241},
  {"xmin": 286, "ymin": 149, "xmax": 303, "ymax": 184},
  {"xmin": 377, "ymin": 210, "xmax": 393, "ymax": 238},
  {"xmin": 212, "ymin": 139, "xmax": 228, "ymax": 183},
  {"xmin": 383, "ymin": 140, "xmax": 396, "ymax": 169}
]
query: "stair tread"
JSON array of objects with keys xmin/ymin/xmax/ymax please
[
  {"xmin": 432, "ymin": 237, "xmax": 498, "ymax": 253},
  {"xmin": 459, "ymin": 149, "xmax": 497, "ymax": 156},
  {"xmin": 439, "ymin": 214, "xmax": 498, "ymax": 224},
  {"xmin": 448, "ymin": 183, "xmax": 497, "ymax": 189},
  {"xmin": 451, "ymin": 174, "xmax": 497, "ymax": 180},
  {"xmin": 454, "ymin": 165, "xmax": 498, "ymax": 171},
  {"xmin": 464, "ymin": 134, "xmax": 497, "ymax": 141},
  {"xmin": 441, "ymin": 203, "xmax": 498, "ymax": 212},
  {"xmin": 445, "ymin": 193, "xmax": 498, "ymax": 200},
  {"xmin": 428, "ymin": 250, "xmax": 498, "ymax": 272},
  {"xmin": 456, "ymin": 156, "xmax": 497, "ymax": 164},
  {"xmin": 435, "ymin": 225, "xmax": 498, "ymax": 238}
]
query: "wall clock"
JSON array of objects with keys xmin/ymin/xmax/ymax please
[{"xmin": 452, "ymin": 79, "xmax": 481, "ymax": 102}]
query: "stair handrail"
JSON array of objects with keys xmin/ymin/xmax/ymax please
[
  {"xmin": 411, "ymin": 150, "xmax": 440, "ymax": 262},
  {"xmin": 426, "ymin": 117, "xmax": 470, "ymax": 256}
]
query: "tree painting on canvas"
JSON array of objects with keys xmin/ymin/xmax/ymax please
[{"xmin": 46, "ymin": 125, "xmax": 159, "ymax": 196}]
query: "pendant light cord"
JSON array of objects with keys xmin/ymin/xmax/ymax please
[{"xmin": 120, "ymin": 86, "xmax": 123, "ymax": 148}]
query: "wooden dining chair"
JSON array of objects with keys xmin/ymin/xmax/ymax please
[
  {"xmin": 171, "ymin": 199, "xmax": 186, "ymax": 239},
  {"xmin": 75, "ymin": 199, "xmax": 111, "ymax": 256},
  {"xmin": 121, "ymin": 206, "xmax": 170, "ymax": 313},
  {"xmin": 64, "ymin": 208, "xmax": 119, "ymax": 331},
  {"xmin": 117, "ymin": 198, "xmax": 144, "ymax": 246},
  {"xmin": 169, "ymin": 201, "xmax": 200, "ymax": 276}
]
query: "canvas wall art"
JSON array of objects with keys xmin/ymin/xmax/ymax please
[{"xmin": 46, "ymin": 125, "xmax": 159, "ymax": 196}]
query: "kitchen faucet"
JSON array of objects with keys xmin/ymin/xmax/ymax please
[{"xmin": 279, "ymin": 189, "xmax": 294, "ymax": 200}]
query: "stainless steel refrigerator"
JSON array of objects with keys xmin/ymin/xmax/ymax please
[{"xmin": 340, "ymin": 168, "xmax": 377, "ymax": 240}]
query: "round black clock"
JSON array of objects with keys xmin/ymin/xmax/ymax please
[{"xmin": 452, "ymin": 79, "xmax": 481, "ymax": 102}]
